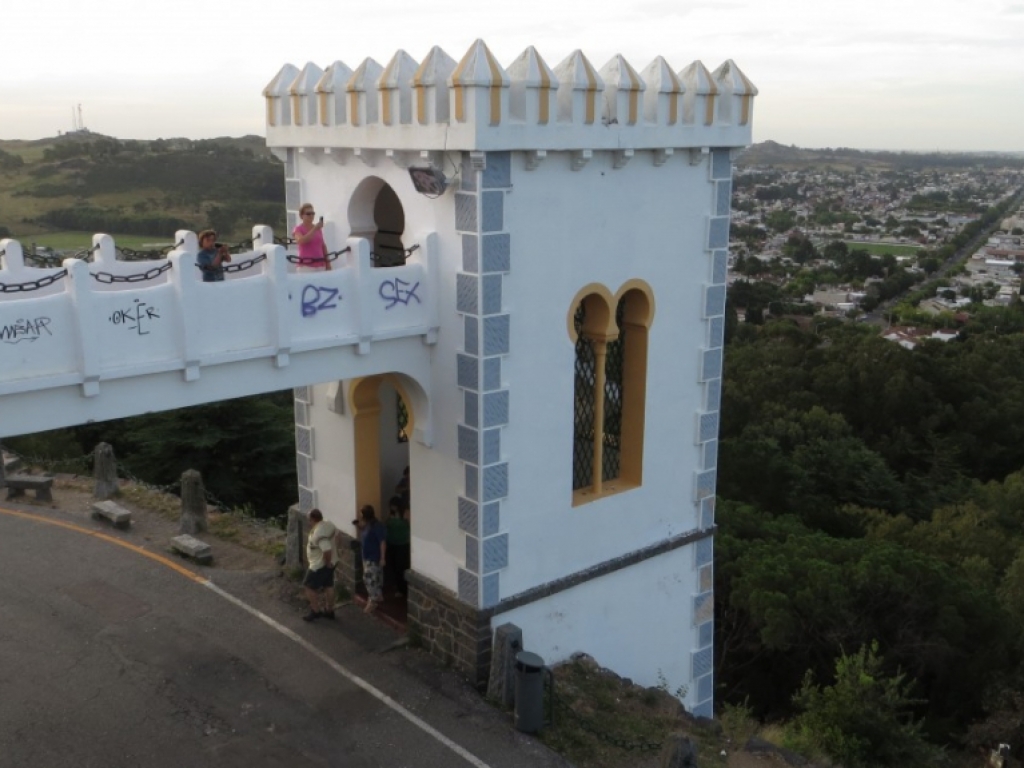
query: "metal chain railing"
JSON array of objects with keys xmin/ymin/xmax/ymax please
[
  {"xmin": 286, "ymin": 246, "xmax": 351, "ymax": 265},
  {"xmin": 221, "ymin": 253, "xmax": 267, "ymax": 274},
  {"xmin": 553, "ymin": 692, "xmax": 665, "ymax": 754},
  {"xmin": 92, "ymin": 262, "xmax": 173, "ymax": 284},
  {"xmin": 0, "ymin": 269, "xmax": 69, "ymax": 293}
]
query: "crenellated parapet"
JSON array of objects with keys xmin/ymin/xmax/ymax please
[{"xmin": 264, "ymin": 39, "xmax": 757, "ymax": 153}]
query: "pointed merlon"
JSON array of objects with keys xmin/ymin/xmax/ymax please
[
  {"xmin": 554, "ymin": 50, "xmax": 604, "ymax": 125},
  {"xmin": 599, "ymin": 54, "xmax": 645, "ymax": 125},
  {"xmin": 641, "ymin": 56, "xmax": 685, "ymax": 125},
  {"xmin": 413, "ymin": 46, "xmax": 457, "ymax": 124},
  {"xmin": 289, "ymin": 63, "xmax": 324, "ymax": 127},
  {"xmin": 346, "ymin": 58, "xmax": 385, "ymax": 127},
  {"xmin": 263, "ymin": 63, "xmax": 300, "ymax": 127},
  {"xmin": 679, "ymin": 60, "xmax": 718, "ymax": 126},
  {"xmin": 315, "ymin": 61, "xmax": 355, "ymax": 126},
  {"xmin": 507, "ymin": 46, "xmax": 558, "ymax": 124},
  {"xmin": 379, "ymin": 50, "xmax": 420, "ymax": 126},
  {"xmin": 711, "ymin": 59, "xmax": 758, "ymax": 126},
  {"xmin": 450, "ymin": 40, "xmax": 510, "ymax": 125}
]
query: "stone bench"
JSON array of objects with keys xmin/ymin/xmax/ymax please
[
  {"xmin": 91, "ymin": 500, "xmax": 132, "ymax": 530},
  {"xmin": 5, "ymin": 474, "xmax": 54, "ymax": 502},
  {"xmin": 170, "ymin": 534, "xmax": 212, "ymax": 565}
]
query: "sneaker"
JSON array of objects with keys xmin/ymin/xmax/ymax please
[{"xmin": 302, "ymin": 610, "xmax": 319, "ymax": 622}]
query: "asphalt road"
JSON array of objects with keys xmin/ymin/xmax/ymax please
[{"xmin": 0, "ymin": 504, "xmax": 568, "ymax": 768}]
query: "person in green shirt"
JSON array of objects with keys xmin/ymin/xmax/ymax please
[{"xmin": 385, "ymin": 496, "xmax": 411, "ymax": 598}]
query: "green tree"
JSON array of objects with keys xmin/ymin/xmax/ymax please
[{"xmin": 788, "ymin": 642, "xmax": 939, "ymax": 768}]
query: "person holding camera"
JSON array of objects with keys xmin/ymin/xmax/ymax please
[
  {"xmin": 355, "ymin": 504, "xmax": 387, "ymax": 613},
  {"xmin": 196, "ymin": 229, "xmax": 231, "ymax": 282},
  {"xmin": 293, "ymin": 203, "xmax": 330, "ymax": 271}
]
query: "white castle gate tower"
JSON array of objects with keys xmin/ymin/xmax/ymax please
[{"xmin": 267, "ymin": 39, "xmax": 755, "ymax": 716}]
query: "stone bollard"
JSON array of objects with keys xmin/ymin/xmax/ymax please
[
  {"xmin": 285, "ymin": 503, "xmax": 307, "ymax": 571},
  {"xmin": 660, "ymin": 733, "xmax": 699, "ymax": 768},
  {"xmin": 93, "ymin": 443, "xmax": 119, "ymax": 499},
  {"xmin": 487, "ymin": 623, "xmax": 523, "ymax": 708},
  {"xmin": 179, "ymin": 469, "xmax": 208, "ymax": 534}
]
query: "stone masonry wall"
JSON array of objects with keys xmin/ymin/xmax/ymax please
[{"xmin": 406, "ymin": 570, "xmax": 493, "ymax": 688}]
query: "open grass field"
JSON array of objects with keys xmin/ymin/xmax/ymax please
[
  {"xmin": 15, "ymin": 231, "xmax": 174, "ymax": 251},
  {"xmin": 844, "ymin": 240, "xmax": 923, "ymax": 256}
]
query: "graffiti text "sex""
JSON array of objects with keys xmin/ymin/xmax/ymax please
[
  {"xmin": 301, "ymin": 285, "xmax": 341, "ymax": 317},
  {"xmin": 379, "ymin": 278, "xmax": 421, "ymax": 310}
]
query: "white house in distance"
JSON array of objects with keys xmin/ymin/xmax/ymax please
[{"xmin": 265, "ymin": 40, "xmax": 755, "ymax": 716}]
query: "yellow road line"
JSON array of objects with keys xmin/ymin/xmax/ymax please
[{"xmin": 0, "ymin": 505, "xmax": 208, "ymax": 584}]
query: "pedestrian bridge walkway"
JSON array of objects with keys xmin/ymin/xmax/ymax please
[{"xmin": 0, "ymin": 226, "xmax": 439, "ymax": 440}]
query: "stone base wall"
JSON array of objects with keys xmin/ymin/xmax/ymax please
[
  {"xmin": 334, "ymin": 528, "xmax": 362, "ymax": 596},
  {"xmin": 406, "ymin": 571, "xmax": 493, "ymax": 688}
]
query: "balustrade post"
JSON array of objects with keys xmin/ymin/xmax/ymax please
[
  {"xmin": 264, "ymin": 243, "xmax": 291, "ymax": 368},
  {"xmin": 64, "ymin": 258, "xmax": 101, "ymax": 397},
  {"xmin": 349, "ymin": 237, "xmax": 373, "ymax": 354}
]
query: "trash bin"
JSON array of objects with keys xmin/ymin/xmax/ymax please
[{"xmin": 514, "ymin": 650, "xmax": 553, "ymax": 733}]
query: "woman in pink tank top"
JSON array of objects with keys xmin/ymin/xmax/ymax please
[{"xmin": 293, "ymin": 203, "xmax": 330, "ymax": 270}]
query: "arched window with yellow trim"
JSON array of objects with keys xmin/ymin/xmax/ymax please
[{"xmin": 570, "ymin": 283, "xmax": 653, "ymax": 504}]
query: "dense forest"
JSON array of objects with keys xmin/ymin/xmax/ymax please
[{"xmin": 716, "ymin": 306, "xmax": 1024, "ymax": 765}]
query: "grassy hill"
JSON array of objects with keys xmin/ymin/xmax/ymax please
[
  {"xmin": 0, "ymin": 133, "xmax": 285, "ymax": 250},
  {"xmin": 736, "ymin": 140, "xmax": 1024, "ymax": 171}
]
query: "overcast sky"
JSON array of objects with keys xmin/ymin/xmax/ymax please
[{"xmin": 1, "ymin": 0, "xmax": 1021, "ymax": 151}]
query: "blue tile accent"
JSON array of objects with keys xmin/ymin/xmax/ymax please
[
  {"xmin": 458, "ymin": 497, "xmax": 479, "ymax": 533},
  {"xmin": 297, "ymin": 454, "xmax": 310, "ymax": 487},
  {"xmin": 483, "ymin": 391, "xmax": 509, "ymax": 427},
  {"xmin": 703, "ymin": 439, "xmax": 718, "ymax": 470},
  {"xmin": 695, "ymin": 537, "xmax": 714, "ymax": 568},
  {"xmin": 482, "ymin": 502, "xmax": 500, "ymax": 536},
  {"xmin": 697, "ymin": 673, "xmax": 714, "ymax": 703},
  {"xmin": 457, "ymin": 568, "xmax": 478, "ymax": 604},
  {"xmin": 455, "ymin": 192, "xmax": 477, "ymax": 232},
  {"xmin": 712, "ymin": 250, "xmax": 728, "ymax": 285},
  {"xmin": 482, "ymin": 533, "xmax": 509, "ymax": 573},
  {"xmin": 705, "ymin": 379, "xmax": 722, "ymax": 412},
  {"xmin": 295, "ymin": 426, "xmax": 312, "ymax": 455},
  {"xmin": 464, "ymin": 316, "xmax": 479, "ymax": 355},
  {"xmin": 456, "ymin": 273, "xmax": 479, "ymax": 314},
  {"xmin": 298, "ymin": 486, "xmax": 314, "ymax": 514},
  {"xmin": 692, "ymin": 700, "xmax": 712, "ymax": 719},
  {"xmin": 460, "ymin": 157, "xmax": 477, "ymax": 191},
  {"xmin": 711, "ymin": 149, "xmax": 731, "ymax": 180},
  {"xmin": 481, "ymin": 191, "xmax": 504, "ymax": 232},
  {"xmin": 708, "ymin": 317, "xmax": 724, "ymax": 349},
  {"xmin": 293, "ymin": 385, "xmax": 310, "ymax": 403},
  {"xmin": 465, "ymin": 391, "xmax": 479, "ymax": 427},
  {"xmin": 692, "ymin": 647, "xmax": 713, "ymax": 678},
  {"xmin": 465, "ymin": 535, "xmax": 479, "ymax": 573},
  {"xmin": 701, "ymin": 348, "xmax": 723, "ymax": 381},
  {"xmin": 695, "ymin": 469, "xmax": 717, "ymax": 501},
  {"xmin": 698, "ymin": 620, "xmax": 714, "ymax": 649},
  {"xmin": 700, "ymin": 497, "xmax": 716, "ymax": 530},
  {"xmin": 482, "ymin": 573, "xmax": 500, "ymax": 608},
  {"xmin": 483, "ymin": 357, "xmax": 501, "ymax": 391},
  {"xmin": 285, "ymin": 149, "xmax": 295, "ymax": 178},
  {"xmin": 462, "ymin": 234, "xmax": 479, "ymax": 273},
  {"xmin": 483, "ymin": 428, "xmax": 501, "ymax": 465},
  {"xmin": 716, "ymin": 180, "xmax": 732, "ymax": 216},
  {"xmin": 481, "ymin": 234, "xmax": 511, "ymax": 273},
  {"xmin": 482, "ymin": 151, "xmax": 511, "ymax": 188},
  {"xmin": 294, "ymin": 400, "xmax": 308, "ymax": 426},
  {"xmin": 483, "ymin": 463, "xmax": 508, "ymax": 502},
  {"xmin": 482, "ymin": 274, "xmax": 502, "ymax": 315},
  {"xmin": 693, "ymin": 591, "xmax": 713, "ymax": 623},
  {"xmin": 700, "ymin": 564, "xmax": 714, "ymax": 594},
  {"xmin": 483, "ymin": 314, "xmax": 510, "ymax": 356},
  {"xmin": 698, "ymin": 411, "xmax": 719, "ymax": 443},
  {"xmin": 458, "ymin": 425, "xmax": 480, "ymax": 463},
  {"xmin": 465, "ymin": 463, "xmax": 479, "ymax": 501},
  {"xmin": 708, "ymin": 217, "xmax": 729, "ymax": 250},
  {"xmin": 704, "ymin": 285, "xmax": 726, "ymax": 317},
  {"xmin": 457, "ymin": 354, "xmax": 479, "ymax": 391}
]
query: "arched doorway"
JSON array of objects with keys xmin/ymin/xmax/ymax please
[
  {"xmin": 349, "ymin": 374, "xmax": 416, "ymax": 516},
  {"xmin": 347, "ymin": 176, "xmax": 407, "ymax": 267}
]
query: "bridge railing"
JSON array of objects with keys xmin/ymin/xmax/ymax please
[{"xmin": 0, "ymin": 227, "xmax": 439, "ymax": 398}]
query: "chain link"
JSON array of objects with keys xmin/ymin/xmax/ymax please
[
  {"xmin": 286, "ymin": 246, "xmax": 351, "ymax": 265},
  {"xmin": 553, "ymin": 692, "xmax": 665, "ymax": 753},
  {"xmin": 221, "ymin": 253, "xmax": 267, "ymax": 274},
  {"xmin": 91, "ymin": 262, "xmax": 173, "ymax": 284},
  {"xmin": 0, "ymin": 269, "xmax": 69, "ymax": 293}
]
